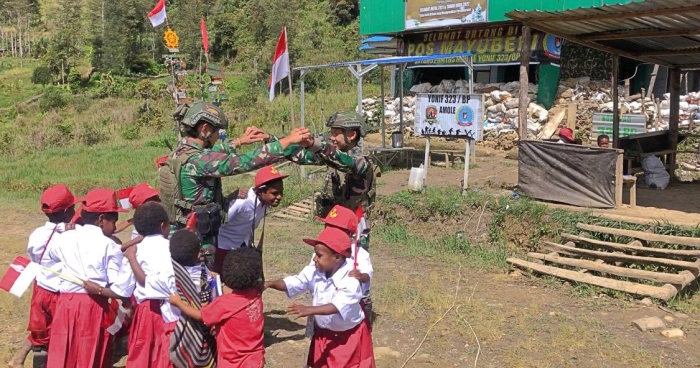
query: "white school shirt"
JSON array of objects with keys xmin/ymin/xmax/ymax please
[
  {"xmin": 47, "ymin": 224, "xmax": 127, "ymax": 295},
  {"xmin": 131, "ymin": 228, "xmax": 139, "ymax": 240},
  {"xmin": 27, "ymin": 222, "xmax": 66, "ymax": 293},
  {"xmin": 127, "ymin": 235, "xmax": 179, "ymax": 323},
  {"xmin": 284, "ymin": 260, "xmax": 364, "ymax": 332},
  {"xmin": 217, "ymin": 188, "xmax": 268, "ymax": 250},
  {"xmin": 308, "ymin": 246, "xmax": 373, "ymax": 294}
]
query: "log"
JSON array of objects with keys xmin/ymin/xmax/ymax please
[
  {"xmin": 518, "ymin": 25, "xmax": 531, "ymax": 139},
  {"xmin": 527, "ymin": 252, "xmax": 695, "ymax": 286},
  {"xmin": 537, "ymin": 109, "xmax": 567, "ymax": 140},
  {"xmin": 543, "ymin": 242, "xmax": 700, "ymax": 272},
  {"xmin": 561, "ymin": 233, "xmax": 700, "ymax": 258},
  {"xmin": 542, "ymin": 244, "xmax": 579, "ymax": 257},
  {"xmin": 588, "ymin": 213, "xmax": 699, "ymax": 230},
  {"xmin": 577, "ymin": 223, "xmax": 700, "ymax": 247},
  {"xmin": 507, "ymin": 257, "xmax": 678, "ymax": 300}
]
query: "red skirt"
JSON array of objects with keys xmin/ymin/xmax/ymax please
[
  {"xmin": 159, "ymin": 321, "xmax": 176, "ymax": 368},
  {"xmin": 307, "ymin": 322, "xmax": 375, "ymax": 368},
  {"xmin": 27, "ymin": 283, "xmax": 59, "ymax": 348},
  {"xmin": 126, "ymin": 300, "xmax": 171, "ymax": 368},
  {"xmin": 47, "ymin": 293, "xmax": 112, "ymax": 368}
]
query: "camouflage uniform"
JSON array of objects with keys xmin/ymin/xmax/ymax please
[{"xmin": 160, "ymin": 102, "xmax": 308, "ymax": 266}]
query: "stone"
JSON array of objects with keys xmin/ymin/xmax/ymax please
[
  {"xmin": 673, "ymin": 312, "xmax": 689, "ymax": 320},
  {"xmin": 663, "ymin": 316, "xmax": 675, "ymax": 323},
  {"xmin": 560, "ymin": 89, "xmax": 574, "ymax": 99},
  {"xmin": 660, "ymin": 328, "xmax": 685, "ymax": 338},
  {"xmin": 505, "ymin": 98, "xmax": 519, "ymax": 109},
  {"xmin": 632, "ymin": 317, "xmax": 666, "ymax": 332},
  {"xmin": 637, "ymin": 298, "xmax": 653, "ymax": 307}
]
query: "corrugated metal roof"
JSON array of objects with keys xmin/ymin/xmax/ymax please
[{"xmin": 507, "ymin": 0, "xmax": 700, "ymax": 69}]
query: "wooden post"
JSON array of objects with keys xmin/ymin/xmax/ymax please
[
  {"xmin": 423, "ymin": 136, "xmax": 430, "ymax": 189},
  {"xmin": 567, "ymin": 103, "xmax": 577, "ymax": 130},
  {"xmin": 669, "ymin": 67, "xmax": 681, "ymax": 181},
  {"xmin": 462, "ymin": 139, "xmax": 470, "ymax": 195},
  {"xmin": 612, "ymin": 54, "xmax": 620, "ymax": 148},
  {"xmin": 380, "ymin": 66, "xmax": 386, "ymax": 149},
  {"xmin": 518, "ymin": 26, "xmax": 532, "ymax": 140},
  {"xmin": 615, "ymin": 151, "xmax": 623, "ymax": 208}
]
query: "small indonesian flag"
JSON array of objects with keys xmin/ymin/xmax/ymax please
[
  {"xmin": 116, "ymin": 186, "xmax": 135, "ymax": 210},
  {"xmin": 353, "ymin": 206, "xmax": 367, "ymax": 270},
  {"xmin": 0, "ymin": 256, "xmax": 42, "ymax": 297},
  {"xmin": 268, "ymin": 26, "xmax": 290, "ymax": 102},
  {"xmin": 105, "ymin": 300, "xmax": 128, "ymax": 335},
  {"xmin": 201, "ymin": 18, "xmax": 209, "ymax": 54},
  {"xmin": 185, "ymin": 212, "xmax": 197, "ymax": 231},
  {"xmin": 147, "ymin": 0, "xmax": 167, "ymax": 27}
]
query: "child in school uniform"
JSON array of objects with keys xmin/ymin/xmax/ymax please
[
  {"xmin": 8, "ymin": 184, "xmax": 81, "ymax": 368},
  {"xmin": 215, "ymin": 165, "xmax": 288, "ymax": 270},
  {"xmin": 45, "ymin": 188, "xmax": 131, "ymax": 368},
  {"xmin": 265, "ymin": 227, "xmax": 375, "ymax": 368},
  {"xmin": 313, "ymin": 205, "xmax": 374, "ymax": 329},
  {"xmin": 167, "ymin": 229, "xmax": 216, "ymax": 368},
  {"xmin": 114, "ymin": 181, "xmax": 162, "ymax": 241},
  {"xmin": 169, "ymin": 246, "xmax": 265, "ymax": 368},
  {"xmin": 119, "ymin": 202, "xmax": 178, "ymax": 368}
]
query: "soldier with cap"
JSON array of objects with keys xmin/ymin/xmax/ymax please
[
  {"xmin": 159, "ymin": 101, "xmax": 312, "ymax": 271},
  {"xmin": 289, "ymin": 111, "xmax": 379, "ymax": 251}
]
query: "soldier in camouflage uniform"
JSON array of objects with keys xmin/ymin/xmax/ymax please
[
  {"xmin": 159, "ymin": 102, "xmax": 311, "ymax": 270},
  {"xmin": 288, "ymin": 111, "xmax": 378, "ymax": 249}
]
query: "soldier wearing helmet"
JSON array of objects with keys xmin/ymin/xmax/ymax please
[
  {"xmin": 159, "ymin": 101, "xmax": 311, "ymax": 270},
  {"xmin": 288, "ymin": 111, "xmax": 379, "ymax": 251}
]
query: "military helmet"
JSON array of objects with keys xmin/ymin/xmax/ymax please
[
  {"xmin": 326, "ymin": 111, "xmax": 366, "ymax": 138},
  {"xmin": 173, "ymin": 101, "xmax": 229, "ymax": 130}
]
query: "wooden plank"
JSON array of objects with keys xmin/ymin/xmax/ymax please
[
  {"xmin": 507, "ymin": 257, "xmax": 678, "ymax": 300},
  {"xmin": 527, "ymin": 252, "xmax": 695, "ymax": 287},
  {"xmin": 288, "ymin": 205, "xmax": 311, "ymax": 213},
  {"xmin": 544, "ymin": 242, "xmax": 700, "ymax": 272},
  {"xmin": 542, "ymin": 244, "xmax": 579, "ymax": 257},
  {"xmin": 577, "ymin": 223, "xmax": 700, "ymax": 247},
  {"xmin": 567, "ymin": 103, "xmax": 577, "ymax": 130},
  {"xmin": 561, "ymin": 233, "xmax": 700, "ymax": 258},
  {"xmin": 615, "ymin": 152, "xmax": 623, "ymax": 208},
  {"xmin": 537, "ymin": 109, "xmax": 567, "ymax": 140},
  {"xmin": 273, "ymin": 213, "xmax": 306, "ymax": 222}
]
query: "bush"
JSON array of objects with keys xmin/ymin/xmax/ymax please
[
  {"xmin": 76, "ymin": 124, "xmax": 107, "ymax": 146},
  {"xmin": 39, "ymin": 86, "xmax": 70, "ymax": 112},
  {"xmin": 68, "ymin": 69, "xmax": 83, "ymax": 93},
  {"xmin": 31, "ymin": 66, "xmax": 53, "ymax": 87},
  {"xmin": 121, "ymin": 125, "xmax": 140, "ymax": 140}
]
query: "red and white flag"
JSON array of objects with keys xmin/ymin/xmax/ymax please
[
  {"xmin": 147, "ymin": 0, "xmax": 167, "ymax": 27},
  {"xmin": 268, "ymin": 26, "xmax": 290, "ymax": 102},
  {"xmin": 105, "ymin": 300, "xmax": 128, "ymax": 335},
  {"xmin": 0, "ymin": 256, "xmax": 42, "ymax": 297},
  {"xmin": 201, "ymin": 18, "xmax": 209, "ymax": 54},
  {"xmin": 116, "ymin": 186, "xmax": 135, "ymax": 210}
]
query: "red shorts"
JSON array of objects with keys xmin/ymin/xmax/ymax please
[
  {"xmin": 47, "ymin": 293, "xmax": 112, "ymax": 368},
  {"xmin": 27, "ymin": 283, "xmax": 59, "ymax": 348},
  {"xmin": 126, "ymin": 300, "xmax": 170, "ymax": 368},
  {"xmin": 307, "ymin": 322, "xmax": 375, "ymax": 368}
]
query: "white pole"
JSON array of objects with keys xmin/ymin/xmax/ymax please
[
  {"xmin": 423, "ymin": 136, "xmax": 430, "ymax": 190},
  {"xmin": 300, "ymin": 70, "xmax": 305, "ymax": 128},
  {"xmin": 357, "ymin": 64, "xmax": 363, "ymax": 117},
  {"xmin": 462, "ymin": 139, "xmax": 470, "ymax": 195}
]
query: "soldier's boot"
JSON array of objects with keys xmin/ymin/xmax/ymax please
[{"xmin": 32, "ymin": 346, "xmax": 48, "ymax": 368}]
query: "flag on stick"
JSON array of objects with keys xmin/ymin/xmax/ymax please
[
  {"xmin": 201, "ymin": 18, "xmax": 209, "ymax": 54},
  {"xmin": 148, "ymin": 0, "xmax": 167, "ymax": 27},
  {"xmin": 268, "ymin": 27, "xmax": 290, "ymax": 102},
  {"xmin": 0, "ymin": 256, "xmax": 42, "ymax": 297},
  {"xmin": 116, "ymin": 186, "xmax": 135, "ymax": 210}
]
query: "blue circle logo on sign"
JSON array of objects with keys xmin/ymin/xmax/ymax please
[{"xmin": 455, "ymin": 105, "xmax": 474, "ymax": 127}]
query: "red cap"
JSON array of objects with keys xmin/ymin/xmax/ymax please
[
  {"xmin": 254, "ymin": 165, "xmax": 288, "ymax": 188},
  {"xmin": 155, "ymin": 155, "xmax": 168, "ymax": 169},
  {"xmin": 41, "ymin": 184, "xmax": 81, "ymax": 214},
  {"xmin": 303, "ymin": 227, "xmax": 352, "ymax": 257},
  {"xmin": 559, "ymin": 127, "xmax": 575, "ymax": 143},
  {"xmin": 129, "ymin": 182, "xmax": 161, "ymax": 209},
  {"xmin": 317, "ymin": 205, "xmax": 358, "ymax": 233},
  {"xmin": 82, "ymin": 188, "xmax": 129, "ymax": 213}
]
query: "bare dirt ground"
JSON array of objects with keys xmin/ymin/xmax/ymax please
[{"xmin": 2, "ymin": 152, "xmax": 700, "ymax": 367}]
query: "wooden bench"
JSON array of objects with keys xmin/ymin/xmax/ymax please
[{"xmin": 431, "ymin": 150, "xmax": 465, "ymax": 168}]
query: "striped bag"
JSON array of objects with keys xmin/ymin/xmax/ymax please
[{"xmin": 169, "ymin": 259, "xmax": 217, "ymax": 368}]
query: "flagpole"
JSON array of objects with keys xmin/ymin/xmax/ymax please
[{"xmin": 285, "ymin": 26, "xmax": 295, "ymax": 128}]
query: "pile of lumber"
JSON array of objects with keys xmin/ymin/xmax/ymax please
[
  {"xmin": 272, "ymin": 194, "xmax": 316, "ymax": 222},
  {"xmin": 507, "ymin": 223, "xmax": 700, "ymax": 301}
]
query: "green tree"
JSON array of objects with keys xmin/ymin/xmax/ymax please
[{"xmin": 31, "ymin": 66, "xmax": 52, "ymax": 87}]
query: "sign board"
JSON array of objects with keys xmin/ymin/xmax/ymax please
[
  {"xmin": 403, "ymin": 24, "xmax": 562, "ymax": 65},
  {"xmin": 415, "ymin": 93, "xmax": 483, "ymax": 140},
  {"xmin": 405, "ymin": 0, "xmax": 487, "ymax": 30},
  {"xmin": 591, "ymin": 113, "xmax": 647, "ymax": 139}
]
